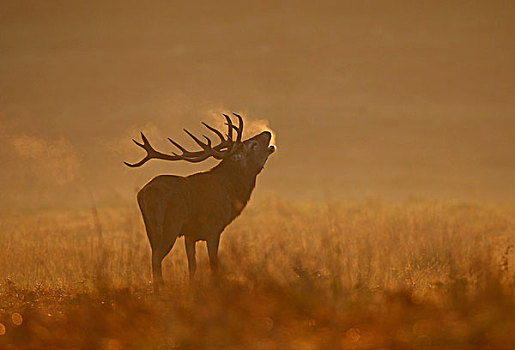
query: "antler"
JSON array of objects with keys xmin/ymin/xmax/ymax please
[{"xmin": 124, "ymin": 113, "xmax": 244, "ymax": 167}]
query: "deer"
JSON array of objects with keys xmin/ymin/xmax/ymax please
[{"xmin": 124, "ymin": 113, "xmax": 275, "ymax": 291}]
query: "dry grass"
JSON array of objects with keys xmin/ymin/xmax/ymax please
[{"xmin": 0, "ymin": 198, "xmax": 514, "ymax": 349}]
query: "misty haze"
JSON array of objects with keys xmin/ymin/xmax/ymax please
[
  {"xmin": 0, "ymin": 1, "xmax": 514, "ymax": 349},
  {"xmin": 1, "ymin": 1, "xmax": 513, "ymax": 211}
]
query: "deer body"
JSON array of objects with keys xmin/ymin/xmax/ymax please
[{"xmin": 126, "ymin": 114, "xmax": 274, "ymax": 291}]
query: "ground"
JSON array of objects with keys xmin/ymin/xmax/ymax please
[{"xmin": 0, "ymin": 198, "xmax": 514, "ymax": 349}]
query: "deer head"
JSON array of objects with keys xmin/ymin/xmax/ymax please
[
  {"xmin": 228, "ymin": 130, "xmax": 275, "ymax": 174},
  {"xmin": 124, "ymin": 113, "xmax": 275, "ymax": 173}
]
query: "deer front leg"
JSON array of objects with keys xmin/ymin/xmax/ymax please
[
  {"xmin": 185, "ymin": 236, "xmax": 197, "ymax": 282},
  {"xmin": 151, "ymin": 250, "xmax": 164, "ymax": 293},
  {"xmin": 207, "ymin": 237, "xmax": 220, "ymax": 275}
]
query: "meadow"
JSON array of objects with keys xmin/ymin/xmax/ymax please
[{"xmin": 0, "ymin": 198, "xmax": 513, "ymax": 349}]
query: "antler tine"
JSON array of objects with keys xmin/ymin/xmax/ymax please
[
  {"xmin": 183, "ymin": 129, "xmax": 210, "ymax": 149},
  {"xmin": 168, "ymin": 137, "xmax": 191, "ymax": 154},
  {"xmin": 202, "ymin": 122, "xmax": 226, "ymax": 145},
  {"xmin": 169, "ymin": 136, "xmax": 214, "ymax": 158},
  {"xmin": 140, "ymin": 132, "xmax": 150, "ymax": 144},
  {"xmin": 171, "ymin": 141, "xmax": 229, "ymax": 162},
  {"xmin": 123, "ymin": 132, "xmax": 156, "ymax": 167},
  {"xmin": 203, "ymin": 135, "xmax": 212, "ymax": 148},
  {"xmin": 225, "ymin": 123, "xmax": 239, "ymax": 134},
  {"xmin": 124, "ymin": 159, "xmax": 148, "ymax": 168},
  {"xmin": 181, "ymin": 128, "xmax": 230, "ymax": 160},
  {"xmin": 222, "ymin": 114, "xmax": 234, "ymax": 140},
  {"xmin": 232, "ymin": 113, "xmax": 244, "ymax": 143},
  {"xmin": 124, "ymin": 132, "xmax": 183, "ymax": 167},
  {"xmin": 131, "ymin": 138, "xmax": 143, "ymax": 147}
]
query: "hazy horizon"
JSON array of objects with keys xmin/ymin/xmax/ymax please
[{"xmin": 1, "ymin": 0, "xmax": 514, "ymax": 211}]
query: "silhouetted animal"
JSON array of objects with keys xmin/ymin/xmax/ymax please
[{"xmin": 125, "ymin": 114, "xmax": 275, "ymax": 291}]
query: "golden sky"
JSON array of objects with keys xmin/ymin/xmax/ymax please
[{"xmin": 1, "ymin": 0, "xmax": 514, "ymax": 210}]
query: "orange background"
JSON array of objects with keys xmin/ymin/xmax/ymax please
[{"xmin": 1, "ymin": 0, "xmax": 514, "ymax": 210}]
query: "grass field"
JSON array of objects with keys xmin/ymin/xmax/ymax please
[{"xmin": 0, "ymin": 198, "xmax": 513, "ymax": 349}]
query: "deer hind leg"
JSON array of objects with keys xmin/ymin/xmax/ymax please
[
  {"xmin": 151, "ymin": 234, "xmax": 178, "ymax": 292},
  {"xmin": 184, "ymin": 236, "xmax": 197, "ymax": 282},
  {"xmin": 139, "ymin": 197, "xmax": 180, "ymax": 293}
]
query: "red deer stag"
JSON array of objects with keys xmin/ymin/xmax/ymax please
[{"xmin": 125, "ymin": 113, "xmax": 275, "ymax": 291}]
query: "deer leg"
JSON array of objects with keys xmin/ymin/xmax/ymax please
[
  {"xmin": 207, "ymin": 237, "xmax": 221, "ymax": 275},
  {"xmin": 151, "ymin": 249, "xmax": 164, "ymax": 292},
  {"xmin": 185, "ymin": 236, "xmax": 197, "ymax": 282},
  {"xmin": 151, "ymin": 235, "xmax": 177, "ymax": 293}
]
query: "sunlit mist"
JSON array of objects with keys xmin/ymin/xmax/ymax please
[
  {"xmin": 0, "ymin": 1, "xmax": 514, "ymax": 349},
  {"xmin": 1, "ymin": 1, "xmax": 514, "ymax": 210}
]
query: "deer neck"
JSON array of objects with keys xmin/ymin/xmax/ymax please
[{"xmin": 212, "ymin": 161, "xmax": 257, "ymax": 214}]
